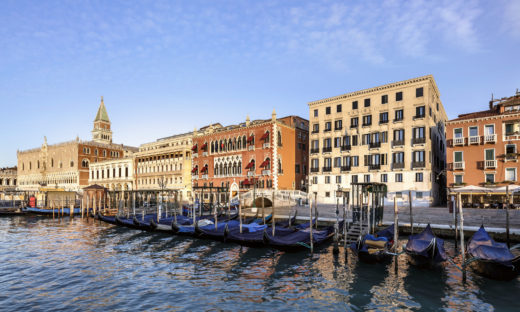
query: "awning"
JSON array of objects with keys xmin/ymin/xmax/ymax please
[
  {"xmin": 247, "ymin": 135, "xmax": 254, "ymax": 143},
  {"xmin": 200, "ymin": 166, "xmax": 208, "ymax": 173},
  {"xmin": 260, "ymin": 159, "xmax": 270, "ymax": 168},
  {"xmin": 191, "ymin": 144, "xmax": 197, "ymax": 151},
  {"xmin": 201, "ymin": 143, "xmax": 207, "ymax": 150},
  {"xmin": 242, "ymin": 179, "xmax": 250, "ymax": 185},
  {"xmin": 260, "ymin": 132, "xmax": 269, "ymax": 140},
  {"xmin": 245, "ymin": 160, "xmax": 255, "ymax": 169},
  {"xmin": 191, "ymin": 167, "xmax": 198, "ymax": 173}
]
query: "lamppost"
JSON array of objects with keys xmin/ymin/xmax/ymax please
[{"xmin": 157, "ymin": 175, "xmax": 167, "ymax": 220}]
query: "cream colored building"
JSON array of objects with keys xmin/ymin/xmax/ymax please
[
  {"xmin": 0, "ymin": 167, "xmax": 17, "ymax": 192},
  {"xmin": 88, "ymin": 155, "xmax": 135, "ymax": 190},
  {"xmin": 134, "ymin": 132, "xmax": 195, "ymax": 202},
  {"xmin": 308, "ymin": 75, "xmax": 448, "ymax": 206}
]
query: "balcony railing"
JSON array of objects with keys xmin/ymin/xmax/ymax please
[
  {"xmin": 362, "ymin": 123, "xmax": 372, "ymax": 127},
  {"xmin": 414, "ymin": 114, "xmax": 425, "ymax": 119},
  {"xmin": 505, "ymin": 153, "xmax": 517, "ymax": 161},
  {"xmin": 369, "ymin": 164, "xmax": 381, "ymax": 170},
  {"xmin": 324, "ymin": 128, "xmax": 332, "ymax": 132},
  {"xmin": 468, "ymin": 136, "xmax": 480, "ymax": 145},
  {"xmin": 334, "ymin": 126, "xmax": 343, "ymax": 131},
  {"xmin": 311, "ymin": 129, "xmax": 319, "ymax": 134},
  {"xmin": 453, "ymin": 161, "xmax": 465, "ymax": 170},
  {"xmin": 322, "ymin": 147, "xmax": 332, "ymax": 153},
  {"xmin": 247, "ymin": 171, "xmax": 255, "ymax": 177},
  {"xmin": 412, "ymin": 161, "xmax": 425, "ymax": 169},
  {"xmin": 341, "ymin": 166, "xmax": 351, "ymax": 172},
  {"xmin": 379, "ymin": 120, "xmax": 388, "ymax": 124},
  {"xmin": 484, "ymin": 134, "xmax": 496, "ymax": 143},
  {"xmin": 310, "ymin": 167, "xmax": 320, "ymax": 173},
  {"xmin": 202, "ymin": 152, "xmax": 208, "ymax": 156},
  {"xmin": 202, "ymin": 174, "xmax": 208, "ymax": 179},
  {"xmin": 350, "ymin": 124, "xmax": 358, "ymax": 129},
  {"xmin": 453, "ymin": 137, "xmax": 464, "ymax": 146},
  {"xmin": 485, "ymin": 160, "xmax": 497, "ymax": 169},
  {"xmin": 310, "ymin": 148, "xmax": 320, "ymax": 154},
  {"xmin": 392, "ymin": 140, "xmax": 404, "ymax": 147},
  {"xmin": 192, "ymin": 153, "xmax": 198, "ymax": 158},
  {"xmin": 392, "ymin": 162, "xmax": 404, "ymax": 169},
  {"xmin": 322, "ymin": 166, "xmax": 332, "ymax": 172},
  {"xmin": 248, "ymin": 146, "xmax": 255, "ymax": 151},
  {"xmin": 261, "ymin": 169, "xmax": 270, "ymax": 175},
  {"xmin": 341, "ymin": 145, "xmax": 351, "ymax": 151},
  {"xmin": 369, "ymin": 141, "xmax": 381, "ymax": 149},
  {"xmin": 412, "ymin": 137, "xmax": 426, "ymax": 145}
]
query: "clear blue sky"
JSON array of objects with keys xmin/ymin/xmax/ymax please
[{"xmin": 1, "ymin": 0, "xmax": 519, "ymax": 166}]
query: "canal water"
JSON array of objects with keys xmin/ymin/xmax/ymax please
[{"xmin": 0, "ymin": 216, "xmax": 518, "ymax": 311}]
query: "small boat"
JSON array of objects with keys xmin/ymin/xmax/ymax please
[
  {"xmin": 467, "ymin": 226, "xmax": 520, "ymax": 280},
  {"xmin": 97, "ymin": 213, "xmax": 118, "ymax": 225},
  {"xmin": 405, "ymin": 224, "xmax": 447, "ymax": 268},
  {"xmin": 351, "ymin": 224, "xmax": 394, "ymax": 264},
  {"xmin": 23, "ymin": 206, "xmax": 82, "ymax": 215},
  {"xmin": 263, "ymin": 222, "xmax": 337, "ymax": 252}
]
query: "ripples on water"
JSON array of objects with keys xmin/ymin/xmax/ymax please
[{"xmin": 0, "ymin": 216, "xmax": 518, "ymax": 311}]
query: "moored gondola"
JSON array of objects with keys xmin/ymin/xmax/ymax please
[
  {"xmin": 467, "ymin": 225, "xmax": 520, "ymax": 280},
  {"xmin": 350, "ymin": 224, "xmax": 394, "ymax": 264},
  {"xmin": 405, "ymin": 224, "xmax": 447, "ymax": 268},
  {"xmin": 263, "ymin": 222, "xmax": 336, "ymax": 252}
]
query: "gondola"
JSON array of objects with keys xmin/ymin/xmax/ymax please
[
  {"xmin": 405, "ymin": 224, "xmax": 447, "ymax": 268},
  {"xmin": 350, "ymin": 224, "xmax": 394, "ymax": 264},
  {"xmin": 97, "ymin": 213, "xmax": 118, "ymax": 225},
  {"xmin": 115, "ymin": 215, "xmax": 143, "ymax": 230},
  {"xmin": 263, "ymin": 222, "xmax": 337, "ymax": 252},
  {"xmin": 467, "ymin": 225, "xmax": 520, "ymax": 280},
  {"xmin": 23, "ymin": 206, "xmax": 82, "ymax": 216}
]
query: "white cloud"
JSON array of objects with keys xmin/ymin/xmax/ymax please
[{"xmin": 503, "ymin": 0, "xmax": 520, "ymax": 38}]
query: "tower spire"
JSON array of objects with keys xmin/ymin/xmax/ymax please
[{"xmin": 92, "ymin": 97, "xmax": 112, "ymax": 144}]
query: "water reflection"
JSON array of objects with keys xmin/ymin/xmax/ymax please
[{"xmin": 0, "ymin": 216, "xmax": 518, "ymax": 311}]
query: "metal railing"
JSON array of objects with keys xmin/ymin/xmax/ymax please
[
  {"xmin": 341, "ymin": 145, "xmax": 351, "ymax": 151},
  {"xmin": 369, "ymin": 141, "xmax": 381, "ymax": 149},
  {"xmin": 392, "ymin": 140, "xmax": 404, "ymax": 147},
  {"xmin": 412, "ymin": 161, "xmax": 425, "ymax": 169},
  {"xmin": 453, "ymin": 137, "xmax": 464, "ymax": 146},
  {"xmin": 322, "ymin": 166, "xmax": 332, "ymax": 172},
  {"xmin": 310, "ymin": 148, "xmax": 319, "ymax": 154},
  {"xmin": 453, "ymin": 161, "xmax": 465, "ymax": 170},
  {"xmin": 485, "ymin": 160, "xmax": 496, "ymax": 169},
  {"xmin": 412, "ymin": 137, "xmax": 426, "ymax": 145},
  {"xmin": 484, "ymin": 134, "xmax": 496, "ymax": 143},
  {"xmin": 322, "ymin": 147, "xmax": 332, "ymax": 153},
  {"xmin": 392, "ymin": 162, "xmax": 404, "ymax": 169},
  {"xmin": 469, "ymin": 136, "xmax": 480, "ymax": 145}
]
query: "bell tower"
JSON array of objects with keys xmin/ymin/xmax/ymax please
[{"xmin": 92, "ymin": 96, "xmax": 113, "ymax": 144}]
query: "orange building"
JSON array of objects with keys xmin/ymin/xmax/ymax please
[
  {"xmin": 191, "ymin": 111, "xmax": 309, "ymax": 192},
  {"xmin": 446, "ymin": 91, "xmax": 520, "ymax": 187}
]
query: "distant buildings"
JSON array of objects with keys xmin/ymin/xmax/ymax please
[
  {"xmin": 308, "ymin": 75, "xmax": 448, "ymax": 206},
  {"xmin": 0, "ymin": 167, "xmax": 17, "ymax": 192},
  {"xmin": 191, "ymin": 111, "xmax": 309, "ymax": 195},
  {"xmin": 16, "ymin": 98, "xmax": 137, "ymax": 192},
  {"xmin": 446, "ymin": 91, "xmax": 520, "ymax": 187}
]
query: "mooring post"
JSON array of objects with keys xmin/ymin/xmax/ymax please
[
  {"xmin": 70, "ymin": 203, "xmax": 74, "ymax": 218},
  {"xmin": 272, "ymin": 191, "xmax": 276, "ymax": 236},
  {"xmin": 239, "ymin": 197, "xmax": 243, "ymax": 234},
  {"xmin": 343, "ymin": 192, "xmax": 348, "ymax": 254},
  {"xmin": 333, "ymin": 191, "xmax": 339, "ymax": 254},
  {"xmin": 457, "ymin": 192, "xmax": 466, "ymax": 281},
  {"xmin": 132, "ymin": 191, "xmax": 136, "ymax": 217},
  {"xmin": 409, "ymin": 190, "xmax": 413, "ymax": 235},
  {"xmin": 262, "ymin": 195, "xmax": 265, "ymax": 225},
  {"xmin": 394, "ymin": 196, "xmax": 399, "ymax": 274},
  {"xmin": 309, "ymin": 192, "xmax": 314, "ymax": 254},
  {"xmin": 453, "ymin": 194, "xmax": 458, "ymax": 248},
  {"xmin": 506, "ymin": 185, "xmax": 511, "ymax": 249}
]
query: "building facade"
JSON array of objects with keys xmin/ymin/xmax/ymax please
[
  {"xmin": 88, "ymin": 156, "xmax": 135, "ymax": 191},
  {"xmin": 447, "ymin": 91, "xmax": 520, "ymax": 187},
  {"xmin": 134, "ymin": 132, "xmax": 196, "ymax": 202},
  {"xmin": 308, "ymin": 75, "xmax": 448, "ymax": 206},
  {"xmin": 0, "ymin": 167, "xmax": 17, "ymax": 192},
  {"xmin": 191, "ymin": 111, "xmax": 309, "ymax": 193},
  {"xmin": 17, "ymin": 98, "xmax": 136, "ymax": 192}
]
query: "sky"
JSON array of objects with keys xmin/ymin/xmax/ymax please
[{"xmin": 1, "ymin": 0, "xmax": 519, "ymax": 166}]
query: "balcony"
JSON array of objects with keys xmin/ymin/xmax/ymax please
[
  {"xmin": 350, "ymin": 124, "xmax": 358, "ymax": 129},
  {"xmin": 322, "ymin": 166, "xmax": 332, "ymax": 172},
  {"xmin": 468, "ymin": 136, "xmax": 480, "ymax": 145},
  {"xmin": 334, "ymin": 126, "xmax": 343, "ymax": 131},
  {"xmin": 262, "ymin": 169, "xmax": 270, "ymax": 175},
  {"xmin": 485, "ymin": 160, "xmax": 497, "ymax": 169},
  {"xmin": 505, "ymin": 153, "xmax": 518, "ymax": 162},
  {"xmin": 263, "ymin": 143, "xmax": 270, "ymax": 149},
  {"xmin": 379, "ymin": 120, "xmax": 389, "ymax": 125},
  {"xmin": 248, "ymin": 145, "xmax": 255, "ymax": 151},
  {"xmin": 412, "ymin": 161, "xmax": 425, "ymax": 169},
  {"xmin": 453, "ymin": 137, "xmax": 465, "ymax": 146},
  {"xmin": 341, "ymin": 145, "xmax": 351, "ymax": 152},
  {"xmin": 310, "ymin": 148, "xmax": 320, "ymax": 154},
  {"xmin": 341, "ymin": 166, "xmax": 351, "ymax": 172},
  {"xmin": 412, "ymin": 137, "xmax": 426, "ymax": 145},
  {"xmin": 202, "ymin": 174, "xmax": 208, "ymax": 179},
  {"xmin": 324, "ymin": 128, "xmax": 332, "ymax": 132},
  {"xmin": 202, "ymin": 152, "xmax": 208, "ymax": 157},
  {"xmin": 392, "ymin": 140, "xmax": 404, "ymax": 147},
  {"xmin": 414, "ymin": 114, "xmax": 425, "ymax": 119},
  {"xmin": 192, "ymin": 153, "xmax": 198, "ymax": 158},
  {"xmin": 392, "ymin": 162, "xmax": 404, "ymax": 170},
  {"xmin": 369, "ymin": 164, "xmax": 381, "ymax": 170},
  {"xmin": 362, "ymin": 123, "xmax": 372, "ymax": 127},
  {"xmin": 322, "ymin": 147, "xmax": 332, "ymax": 153},
  {"xmin": 484, "ymin": 134, "xmax": 496, "ymax": 143},
  {"xmin": 310, "ymin": 167, "xmax": 320, "ymax": 173},
  {"xmin": 393, "ymin": 118, "xmax": 404, "ymax": 123},
  {"xmin": 369, "ymin": 141, "xmax": 381, "ymax": 149},
  {"xmin": 453, "ymin": 161, "xmax": 465, "ymax": 170},
  {"xmin": 247, "ymin": 171, "xmax": 255, "ymax": 177},
  {"xmin": 311, "ymin": 129, "xmax": 319, "ymax": 134}
]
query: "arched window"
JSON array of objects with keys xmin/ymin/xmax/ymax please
[
  {"xmin": 228, "ymin": 163, "xmax": 232, "ymax": 176},
  {"xmin": 242, "ymin": 136, "xmax": 247, "ymax": 148},
  {"xmin": 278, "ymin": 131, "xmax": 282, "ymax": 146},
  {"xmin": 228, "ymin": 139, "xmax": 232, "ymax": 151},
  {"xmin": 237, "ymin": 137, "xmax": 241, "ymax": 150},
  {"xmin": 51, "ymin": 158, "xmax": 54, "ymax": 167},
  {"xmin": 70, "ymin": 160, "xmax": 74, "ymax": 167},
  {"xmin": 238, "ymin": 161, "xmax": 242, "ymax": 174},
  {"xmin": 82, "ymin": 159, "xmax": 89, "ymax": 168},
  {"xmin": 211, "ymin": 141, "xmax": 215, "ymax": 153},
  {"xmin": 278, "ymin": 158, "xmax": 282, "ymax": 174}
]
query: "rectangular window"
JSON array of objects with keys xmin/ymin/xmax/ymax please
[
  {"xmin": 455, "ymin": 175, "xmax": 463, "ymax": 184},
  {"xmin": 506, "ymin": 144, "xmax": 516, "ymax": 154},
  {"xmin": 351, "ymin": 117, "xmax": 358, "ymax": 128},
  {"xmin": 485, "ymin": 149, "xmax": 495, "ymax": 161},
  {"xmin": 313, "ymin": 109, "xmax": 318, "ymax": 117},
  {"xmin": 381, "ymin": 174, "xmax": 387, "ymax": 182},
  {"xmin": 393, "ymin": 152, "xmax": 404, "ymax": 163},
  {"xmin": 311, "ymin": 140, "xmax": 319, "ymax": 149},
  {"xmin": 485, "ymin": 173, "xmax": 494, "ymax": 183},
  {"xmin": 363, "ymin": 134, "xmax": 371, "ymax": 145},
  {"xmin": 396, "ymin": 91, "xmax": 403, "ymax": 101},
  {"xmin": 323, "ymin": 138, "xmax": 331, "ymax": 148},
  {"xmin": 336, "ymin": 104, "xmax": 342, "ymax": 113},
  {"xmin": 485, "ymin": 124, "xmax": 495, "ymax": 135},
  {"xmin": 336, "ymin": 175, "xmax": 342, "ymax": 183},
  {"xmin": 324, "ymin": 158, "xmax": 332, "ymax": 167},
  {"xmin": 506, "ymin": 168, "xmax": 516, "ymax": 181},
  {"xmin": 415, "ymin": 106, "xmax": 425, "ymax": 118},
  {"xmin": 454, "ymin": 128, "xmax": 463, "ymax": 138},
  {"xmin": 382, "ymin": 94, "xmax": 388, "ymax": 104},
  {"xmin": 352, "ymin": 101, "xmax": 358, "ymax": 110},
  {"xmin": 381, "ymin": 131, "xmax": 388, "ymax": 143},
  {"xmin": 454, "ymin": 151, "xmax": 463, "ymax": 162},
  {"xmin": 334, "ymin": 137, "xmax": 342, "ymax": 148},
  {"xmin": 324, "ymin": 121, "xmax": 332, "ymax": 131},
  {"xmin": 416, "ymin": 192, "xmax": 423, "ymax": 199},
  {"xmin": 325, "ymin": 176, "xmax": 330, "ymax": 184},
  {"xmin": 295, "ymin": 164, "xmax": 300, "ymax": 173},
  {"xmin": 394, "ymin": 109, "xmax": 404, "ymax": 121},
  {"xmin": 505, "ymin": 123, "xmax": 515, "ymax": 135},
  {"xmin": 469, "ymin": 126, "xmax": 478, "ymax": 137},
  {"xmin": 413, "ymin": 127, "xmax": 425, "ymax": 139},
  {"xmin": 352, "ymin": 156, "xmax": 359, "ymax": 166},
  {"xmin": 351, "ymin": 175, "xmax": 358, "ymax": 183},
  {"xmin": 416, "ymin": 172, "xmax": 423, "ymax": 182},
  {"xmin": 352, "ymin": 135, "xmax": 358, "ymax": 146},
  {"xmin": 334, "ymin": 119, "xmax": 343, "ymax": 130},
  {"xmin": 416, "ymin": 87, "xmax": 423, "ymax": 97},
  {"xmin": 362, "ymin": 115, "xmax": 372, "ymax": 126},
  {"xmin": 325, "ymin": 192, "xmax": 330, "ymax": 197},
  {"xmin": 379, "ymin": 112, "xmax": 388, "ymax": 124},
  {"xmin": 364, "ymin": 98, "xmax": 371, "ymax": 107},
  {"xmin": 413, "ymin": 151, "xmax": 425, "ymax": 162},
  {"xmin": 393, "ymin": 129, "xmax": 405, "ymax": 141},
  {"xmin": 312, "ymin": 123, "xmax": 319, "ymax": 133},
  {"xmin": 334, "ymin": 157, "xmax": 341, "ymax": 167},
  {"xmin": 395, "ymin": 173, "xmax": 403, "ymax": 182},
  {"xmin": 326, "ymin": 107, "xmax": 331, "ymax": 115},
  {"xmin": 364, "ymin": 174, "xmax": 370, "ymax": 182}
]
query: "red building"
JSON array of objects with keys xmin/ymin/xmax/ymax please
[{"xmin": 191, "ymin": 111, "xmax": 308, "ymax": 193}]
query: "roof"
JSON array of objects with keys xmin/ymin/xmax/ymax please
[
  {"xmin": 449, "ymin": 109, "xmax": 500, "ymax": 122},
  {"xmin": 94, "ymin": 97, "xmax": 110, "ymax": 123},
  {"xmin": 83, "ymin": 184, "xmax": 107, "ymax": 190}
]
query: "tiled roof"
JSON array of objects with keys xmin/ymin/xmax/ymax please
[{"xmin": 449, "ymin": 109, "xmax": 499, "ymax": 121}]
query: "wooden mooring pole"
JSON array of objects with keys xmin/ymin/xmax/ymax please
[
  {"xmin": 409, "ymin": 190, "xmax": 413, "ymax": 235},
  {"xmin": 309, "ymin": 192, "xmax": 314, "ymax": 254},
  {"xmin": 333, "ymin": 191, "xmax": 339, "ymax": 254},
  {"xmin": 271, "ymin": 191, "xmax": 276, "ymax": 236},
  {"xmin": 506, "ymin": 185, "xmax": 511, "ymax": 249},
  {"xmin": 457, "ymin": 192, "xmax": 466, "ymax": 281},
  {"xmin": 393, "ymin": 196, "xmax": 399, "ymax": 274}
]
